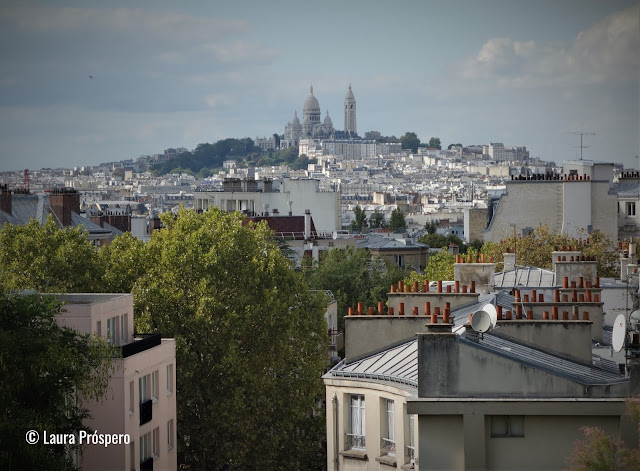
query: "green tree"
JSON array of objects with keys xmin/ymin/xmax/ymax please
[
  {"xmin": 481, "ymin": 226, "xmax": 618, "ymax": 276},
  {"xmin": 389, "ymin": 208, "xmax": 407, "ymax": 233},
  {"xmin": 565, "ymin": 427, "xmax": 640, "ymax": 471},
  {"xmin": 370, "ymin": 210, "xmax": 387, "ymax": 229},
  {"xmin": 97, "ymin": 232, "xmax": 149, "ymax": 293},
  {"xmin": 0, "ymin": 292, "xmax": 115, "ymax": 470},
  {"xmin": 133, "ymin": 208, "xmax": 328, "ymax": 470},
  {"xmin": 350, "ymin": 205, "xmax": 366, "ymax": 232},
  {"xmin": 400, "ymin": 132, "xmax": 421, "ymax": 153},
  {"xmin": 306, "ymin": 247, "xmax": 409, "ymax": 330},
  {"xmin": 0, "ymin": 217, "xmax": 100, "ymax": 293},
  {"xmin": 424, "ymin": 220, "xmax": 437, "ymax": 234},
  {"xmin": 428, "ymin": 137, "xmax": 442, "ymax": 149},
  {"xmin": 405, "ymin": 250, "xmax": 456, "ymax": 284}
]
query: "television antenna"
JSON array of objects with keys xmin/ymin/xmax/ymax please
[{"xmin": 567, "ymin": 131, "xmax": 595, "ymax": 161}]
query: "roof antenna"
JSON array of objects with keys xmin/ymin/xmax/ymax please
[{"xmin": 567, "ymin": 131, "xmax": 596, "ymax": 161}]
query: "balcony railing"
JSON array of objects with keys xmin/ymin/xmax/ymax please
[
  {"xmin": 140, "ymin": 457, "xmax": 153, "ymax": 471},
  {"xmin": 139, "ymin": 399, "xmax": 152, "ymax": 426},
  {"xmin": 121, "ymin": 334, "xmax": 161, "ymax": 358},
  {"xmin": 346, "ymin": 433, "xmax": 365, "ymax": 450},
  {"xmin": 407, "ymin": 444, "xmax": 415, "ymax": 461},
  {"xmin": 381, "ymin": 438, "xmax": 396, "ymax": 456}
]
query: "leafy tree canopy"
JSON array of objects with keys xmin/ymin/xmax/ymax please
[
  {"xmin": 369, "ymin": 210, "xmax": 387, "ymax": 229},
  {"xmin": 428, "ymin": 137, "xmax": 442, "ymax": 150},
  {"xmin": 132, "ymin": 208, "xmax": 328, "ymax": 470},
  {"xmin": 306, "ymin": 247, "xmax": 409, "ymax": 330},
  {"xmin": 0, "ymin": 292, "xmax": 115, "ymax": 470},
  {"xmin": 0, "ymin": 217, "xmax": 100, "ymax": 293},
  {"xmin": 350, "ymin": 205, "xmax": 366, "ymax": 232},
  {"xmin": 481, "ymin": 226, "xmax": 618, "ymax": 276},
  {"xmin": 389, "ymin": 208, "xmax": 407, "ymax": 233},
  {"xmin": 400, "ymin": 132, "xmax": 421, "ymax": 153}
]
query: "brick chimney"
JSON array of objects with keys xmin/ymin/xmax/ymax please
[
  {"xmin": 0, "ymin": 184, "xmax": 11, "ymax": 215},
  {"xmin": 49, "ymin": 188, "xmax": 80, "ymax": 226}
]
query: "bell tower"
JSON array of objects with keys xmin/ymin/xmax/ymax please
[{"xmin": 343, "ymin": 84, "xmax": 357, "ymax": 137}]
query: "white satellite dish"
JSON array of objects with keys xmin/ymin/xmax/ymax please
[
  {"xmin": 629, "ymin": 310, "xmax": 640, "ymax": 331},
  {"xmin": 471, "ymin": 303, "xmax": 498, "ymax": 333},
  {"xmin": 612, "ymin": 314, "xmax": 627, "ymax": 353},
  {"xmin": 332, "ymin": 231, "xmax": 338, "ymax": 240}
]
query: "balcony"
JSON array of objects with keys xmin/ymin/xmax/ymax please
[
  {"xmin": 121, "ymin": 334, "xmax": 161, "ymax": 358},
  {"xmin": 381, "ymin": 438, "xmax": 396, "ymax": 456},
  {"xmin": 139, "ymin": 399, "xmax": 152, "ymax": 426},
  {"xmin": 346, "ymin": 433, "xmax": 365, "ymax": 450},
  {"xmin": 140, "ymin": 457, "xmax": 153, "ymax": 471}
]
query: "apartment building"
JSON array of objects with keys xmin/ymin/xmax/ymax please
[{"xmin": 54, "ymin": 294, "xmax": 177, "ymax": 471}]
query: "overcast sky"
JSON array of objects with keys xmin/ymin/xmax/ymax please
[{"xmin": 0, "ymin": 0, "xmax": 638, "ymax": 171}]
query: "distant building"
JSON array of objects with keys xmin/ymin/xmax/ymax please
[
  {"xmin": 483, "ymin": 164, "xmax": 617, "ymax": 243},
  {"xmin": 282, "ymin": 85, "xmax": 358, "ymax": 148},
  {"xmin": 253, "ymin": 135, "xmax": 277, "ymax": 151},
  {"xmin": 194, "ymin": 177, "xmax": 341, "ymax": 233}
]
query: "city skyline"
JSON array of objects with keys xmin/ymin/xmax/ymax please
[{"xmin": 0, "ymin": 0, "xmax": 638, "ymax": 171}]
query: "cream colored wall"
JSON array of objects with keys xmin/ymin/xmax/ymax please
[
  {"xmin": 81, "ymin": 339, "xmax": 177, "ymax": 471},
  {"xmin": 325, "ymin": 379, "xmax": 417, "ymax": 471},
  {"xmin": 56, "ymin": 294, "xmax": 133, "ymax": 344},
  {"xmin": 55, "ymin": 295, "xmax": 177, "ymax": 471},
  {"xmin": 418, "ymin": 415, "xmax": 464, "ymax": 471},
  {"xmin": 485, "ymin": 415, "xmax": 619, "ymax": 471}
]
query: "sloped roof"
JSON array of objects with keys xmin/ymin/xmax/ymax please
[
  {"xmin": 326, "ymin": 339, "xmax": 418, "ymax": 388},
  {"xmin": 326, "ymin": 330, "xmax": 627, "ymax": 390},
  {"xmin": 609, "ymin": 181, "xmax": 640, "ymax": 197},
  {"xmin": 356, "ymin": 236, "xmax": 427, "ymax": 251},
  {"xmin": 494, "ymin": 267, "xmax": 556, "ymax": 288}
]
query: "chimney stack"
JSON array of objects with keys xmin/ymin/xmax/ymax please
[
  {"xmin": 304, "ymin": 209, "xmax": 311, "ymax": 240},
  {"xmin": 50, "ymin": 188, "xmax": 80, "ymax": 227},
  {"xmin": 0, "ymin": 184, "xmax": 11, "ymax": 215}
]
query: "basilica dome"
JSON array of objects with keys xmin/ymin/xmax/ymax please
[{"xmin": 303, "ymin": 85, "xmax": 320, "ymax": 113}]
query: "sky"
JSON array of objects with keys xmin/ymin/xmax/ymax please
[{"xmin": 0, "ymin": 0, "xmax": 638, "ymax": 171}]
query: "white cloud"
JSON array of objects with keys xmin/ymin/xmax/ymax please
[{"xmin": 457, "ymin": 3, "xmax": 639, "ymax": 88}]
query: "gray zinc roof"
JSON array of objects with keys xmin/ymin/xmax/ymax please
[{"xmin": 494, "ymin": 267, "xmax": 556, "ymax": 288}]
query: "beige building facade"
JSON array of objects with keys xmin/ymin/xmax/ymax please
[{"xmin": 55, "ymin": 294, "xmax": 177, "ymax": 471}]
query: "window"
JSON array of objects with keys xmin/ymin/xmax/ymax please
[
  {"xmin": 382, "ymin": 399, "xmax": 395, "ymax": 456},
  {"xmin": 139, "ymin": 374, "xmax": 150, "ymax": 404},
  {"xmin": 168, "ymin": 419, "xmax": 174, "ymax": 450},
  {"xmin": 627, "ymin": 202, "xmax": 636, "ymax": 216},
  {"xmin": 96, "ymin": 321, "xmax": 101, "ymax": 337},
  {"xmin": 347, "ymin": 394, "xmax": 365, "ymax": 449},
  {"xmin": 407, "ymin": 415, "xmax": 415, "ymax": 463},
  {"xmin": 120, "ymin": 315, "xmax": 127, "ymax": 344},
  {"xmin": 129, "ymin": 381, "xmax": 134, "ymax": 414},
  {"xmin": 167, "ymin": 364, "xmax": 173, "ymax": 395},
  {"xmin": 140, "ymin": 432, "xmax": 151, "ymax": 463},
  {"xmin": 152, "ymin": 370, "xmax": 159, "ymax": 401},
  {"xmin": 491, "ymin": 415, "xmax": 524, "ymax": 437},
  {"xmin": 394, "ymin": 254, "xmax": 405, "ymax": 268},
  {"xmin": 152, "ymin": 427, "xmax": 160, "ymax": 458},
  {"xmin": 106, "ymin": 317, "xmax": 115, "ymax": 345}
]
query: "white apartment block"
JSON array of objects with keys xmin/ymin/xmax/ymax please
[{"xmin": 54, "ymin": 294, "xmax": 177, "ymax": 471}]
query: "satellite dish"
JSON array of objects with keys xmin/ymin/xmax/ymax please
[
  {"xmin": 332, "ymin": 231, "xmax": 338, "ymax": 240},
  {"xmin": 471, "ymin": 303, "xmax": 498, "ymax": 333},
  {"xmin": 612, "ymin": 314, "xmax": 626, "ymax": 353},
  {"xmin": 629, "ymin": 310, "xmax": 640, "ymax": 331}
]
